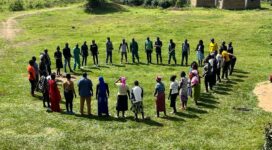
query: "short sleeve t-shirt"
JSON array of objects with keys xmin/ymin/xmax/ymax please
[
  {"xmin": 155, "ymin": 82, "xmax": 165, "ymax": 93},
  {"xmin": 132, "ymin": 86, "xmax": 143, "ymax": 102},
  {"xmin": 27, "ymin": 65, "xmax": 36, "ymax": 80},
  {"xmin": 78, "ymin": 78, "xmax": 93, "ymax": 97},
  {"xmin": 116, "ymin": 83, "xmax": 129, "ymax": 95},
  {"xmin": 209, "ymin": 42, "xmax": 218, "ymax": 53},
  {"xmin": 170, "ymin": 81, "xmax": 179, "ymax": 94}
]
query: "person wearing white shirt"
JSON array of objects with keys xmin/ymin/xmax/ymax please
[
  {"xmin": 130, "ymin": 80, "xmax": 144, "ymax": 120},
  {"xmin": 168, "ymin": 75, "xmax": 179, "ymax": 114}
]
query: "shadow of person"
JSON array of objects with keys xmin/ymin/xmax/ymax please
[
  {"xmin": 175, "ymin": 112, "xmax": 200, "ymax": 119},
  {"xmin": 186, "ymin": 107, "xmax": 208, "ymax": 114},
  {"xmin": 126, "ymin": 116, "xmax": 164, "ymax": 127},
  {"xmin": 160, "ymin": 115, "xmax": 185, "ymax": 122}
]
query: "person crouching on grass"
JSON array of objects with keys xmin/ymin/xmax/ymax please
[
  {"xmin": 130, "ymin": 80, "xmax": 144, "ymax": 121},
  {"xmin": 168, "ymin": 75, "xmax": 179, "ymax": 114},
  {"xmin": 179, "ymin": 71, "xmax": 188, "ymax": 110},
  {"xmin": 154, "ymin": 76, "xmax": 166, "ymax": 117},
  {"xmin": 63, "ymin": 74, "xmax": 76, "ymax": 114},
  {"xmin": 115, "ymin": 77, "xmax": 130, "ymax": 118},
  {"xmin": 48, "ymin": 73, "xmax": 61, "ymax": 112}
]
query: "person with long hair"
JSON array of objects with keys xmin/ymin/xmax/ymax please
[{"xmin": 96, "ymin": 76, "xmax": 110, "ymax": 117}]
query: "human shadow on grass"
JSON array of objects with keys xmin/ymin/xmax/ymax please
[
  {"xmin": 74, "ymin": 114, "xmax": 127, "ymax": 122},
  {"xmin": 197, "ymin": 93, "xmax": 218, "ymax": 109},
  {"xmin": 126, "ymin": 116, "xmax": 164, "ymax": 127},
  {"xmin": 233, "ymin": 69, "xmax": 250, "ymax": 75},
  {"xmin": 85, "ymin": 3, "xmax": 128, "ymax": 15},
  {"xmin": 112, "ymin": 64, "xmax": 126, "ymax": 67},
  {"xmin": 175, "ymin": 111, "xmax": 200, "ymax": 119},
  {"xmin": 160, "ymin": 115, "xmax": 185, "ymax": 122}
]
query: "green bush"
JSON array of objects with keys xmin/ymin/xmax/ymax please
[
  {"xmin": 85, "ymin": 0, "xmax": 106, "ymax": 12},
  {"xmin": 9, "ymin": 0, "xmax": 24, "ymax": 11},
  {"xmin": 143, "ymin": 0, "xmax": 152, "ymax": 6},
  {"xmin": 158, "ymin": 0, "xmax": 171, "ymax": 8},
  {"xmin": 175, "ymin": 0, "xmax": 188, "ymax": 7},
  {"xmin": 151, "ymin": 0, "xmax": 159, "ymax": 7},
  {"xmin": 128, "ymin": 0, "xmax": 144, "ymax": 6}
]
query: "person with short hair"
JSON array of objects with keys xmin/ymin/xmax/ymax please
[
  {"xmin": 119, "ymin": 39, "xmax": 129, "ymax": 64},
  {"xmin": 130, "ymin": 80, "xmax": 144, "ymax": 120},
  {"xmin": 63, "ymin": 74, "xmax": 76, "ymax": 114},
  {"xmin": 43, "ymin": 49, "xmax": 51, "ymax": 75},
  {"xmin": 168, "ymin": 75, "xmax": 179, "ymax": 114},
  {"xmin": 203, "ymin": 56, "xmax": 213, "ymax": 92},
  {"xmin": 154, "ymin": 37, "xmax": 163, "ymax": 64},
  {"xmin": 229, "ymin": 54, "xmax": 236, "ymax": 76},
  {"xmin": 106, "ymin": 37, "xmax": 114, "ymax": 64},
  {"xmin": 63, "ymin": 43, "xmax": 73, "ymax": 73},
  {"xmin": 81, "ymin": 41, "xmax": 89, "ymax": 66},
  {"xmin": 54, "ymin": 46, "xmax": 63, "ymax": 76},
  {"xmin": 78, "ymin": 73, "xmax": 93, "ymax": 115},
  {"xmin": 96, "ymin": 76, "xmax": 110, "ymax": 117},
  {"xmin": 39, "ymin": 56, "xmax": 48, "ymax": 77},
  {"xmin": 32, "ymin": 56, "xmax": 39, "ymax": 83},
  {"xmin": 195, "ymin": 40, "xmax": 204, "ymax": 67},
  {"xmin": 181, "ymin": 39, "xmax": 190, "ymax": 66},
  {"xmin": 90, "ymin": 40, "xmax": 99, "ymax": 66},
  {"xmin": 130, "ymin": 38, "xmax": 139, "ymax": 63},
  {"xmin": 168, "ymin": 39, "xmax": 177, "ymax": 65},
  {"xmin": 27, "ymin": 60, "xmax": 36, "ymax": 97},
  {"xmin": 38, "ymin": 71, "xmax": 50, "ymax": 108},
  {"xmin": 179, "ymin": 71, "xmax": 188, "ymax": 110},
  {"xmin": 115, "ymin": 77, "xmax": 130, "ymax": 118},
  {"xmin": 73, "ymin": 44, "xmax": 81, "ymax": 70},
  {"xmin": 227, "ymin": 42, "xmax": 234, "ymax": 54},
  {"xmin": 48, "ymin": 73, "xmax": 61, "ymax": 112},
  {"xmin": 145, "ymin": 37, "xmax": 153, "ymax": 64},
  {"xmin": 209, "ymin": 38, "xmax": 218, "ymax": 55},
  {"xmin": 154, "ymin": 76, "xmax": 166, "ymax": 117}
]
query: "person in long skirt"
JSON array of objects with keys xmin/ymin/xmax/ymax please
[
  {"xmin": 179, "ymin": 71, "xmax": 188, "ymax": 110},
  {"xmin": 54, "ymin": 46, "xmax": 63, "ymax": 76},
  {"xmin": 154, "ymin": 76, "xmax": 166, "ymax": 117},
  {"xmin": 115, "ymin": 77, "xmax": 130, "ymax": 118},
  {"xmin": 96, "ymin": 76, "xmax": 110, "ymax": 117},
  {"xmin": 48, "ymin": 73, "xmax": 61, "ymax": 112},
  {"xmin": 191, "ymin": 70, "xmax": 200, "ymax": 105},
  {"xmin": 63, "ymin": 74, "xmax": 76, "ymax": 114},
  {"xmin": 168, "ymin": 75, "xmax": 179, "ymax": 114},
  {"xmin": 130, "ymin": 80, "xmax": 144, "ymax": 120}
]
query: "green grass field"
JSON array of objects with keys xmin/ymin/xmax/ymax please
[{"xmin": 0, "ymin": 2, "xmax": 272, "ymax": 149}]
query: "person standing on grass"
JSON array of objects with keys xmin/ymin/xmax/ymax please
[
  {"xmin": 216, "ymin": 50, "xmax": 223, "ymax": 82},
  {"xmin": 48, "ymin": 73, "xmax": 61, "ymax": 112},
  {"xmin": 179, "ymin": 71, "xmax": 188, "ymax": 110},
  {"xmin": 130, "ymin": 80, "xmax": 145, "ymax": 121},
  {"xmin": 155, "ymin": 37, "xmax": 163, "ymax": 64},
  {"xmin": 209, "ymin": 38, "xmax": 218, "ymax": 55},
  {"xmin": 219, "ymin": 41, "xmax": 227, "ymax": 52},
  {"xmin": 119, "ymin": 39, "xmax": 129, "ymax": 64},
  {"xmin": 145, "ymin": 37, "xmax": 153, "ymax": 64},
  {"xmin": 96, "ymin": 76, "xmax": 110, "ymax": 117},
  {"xmin": 63, "ymin": 43, "xmax": 73, "ymax": 73},
  {"xmin": 106, "ymin": 37, "xmax": 114, "ymax": 65},
  {"xmin": 130, "ymin": 38, "xmax": 139, "ymax": 63},
  {"xmin": 39, "ymin": 71, "xmax": 50, "ymax": 108},
  {"xmin": 39, "ymin": 56, "xmax": 48, "ymax": 77},
  {"xmin": 73, "ymin": 44, "xmax": 81, "ymax": 70},
  {"xmin": 90, "ymin": 40, "xmax": 99, "ymax": 66},
  {"xmin": 63, "ymin": 74, "xmax": 76, "ymax": 114},
  {"xmin": 229, "ymin": 53, "xmax": 236, "ymax": 76},
  {"xmin": 32, "ymin": 56, "xmax": 39, "ymax": 83},
  {"xmin": 54, "ymin": 46, "xmax": 63, "ymax": 76},
  {"xmin": 81, "ymin": 41, "xmax": 89, "ymax": 66},
  {"xmin": 44, "ymin": 49, "xmax": 51, "ymax": 75},
  {"xmin": 203, "ymin": 56, "xmax": 213, "ymax": 92},
  {"xmin": 191, "ymin": 70, "xmax": 200, "ymax": 105},
  {"xmin": 154, "ymin": 76, "xmax": 166, "ymax": 117},
  {"xmin": 168, "ymin": 39, "xmax": 177, "ymax": 65},
  {"xmin": 78, "ymin": 73, "xmax": 93, "ymax": 116},
  {"xmin": 181, "ymin": 39, "xmax": 190, "ymax": 66},
  {"xmin": 221, "ymin": 50, "xmax": 231, "ymax": 80},
  {"xmin": 227, "ymin": 42, "xmax": 234, "ymax": 54},
  {"xmin": 115, "ymin": 77, "xmax": 130, "ymax": 118},
  {"xmin": 168, "ymin": 75, "xmax": 179, "ymax": 114},
  {"xmin": 27, "ymin": 60, "xmax": 36, "ymax": 97},
  {"xmin": 195, "ymin": 40, "xmax": 204, "ymax": 67}
]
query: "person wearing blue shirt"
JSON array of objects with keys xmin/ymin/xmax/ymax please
[{"xmin": 78, "ymin": 73, "xmax": 93, "ymax": 116}]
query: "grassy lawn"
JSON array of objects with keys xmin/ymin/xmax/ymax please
[{"xmin": 0, "ymin": 2, "xmax": 272, "ymax": 149}]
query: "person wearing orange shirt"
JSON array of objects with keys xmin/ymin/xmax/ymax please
[{"xmin": 27, "ymin": 60, "xmax": 36, "ymax": 97}]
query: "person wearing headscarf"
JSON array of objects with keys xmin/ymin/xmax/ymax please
[
  {"xmin": 154, "ymin": 76, "xmax": 166, "ymax": 117},
  {"xmin": 48, "ymin": 73, "xmax": 61, "ymax": 112},
  {"xmin": 96, "ymin": 76, "xmax": 110, "ymax": 117},
  {"xmin": 115, "ymin": 77, "xmax": 130, "ymax": 118},
  {"xmin": 130, "ymin": 80, "xmax": 144, "ymax": 121},
  {"xmin": 191, "ymin": 70, "xmax": 200, "ymax": 105}
]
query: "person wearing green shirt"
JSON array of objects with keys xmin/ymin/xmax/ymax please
[
  {"xmin": 145, "ymin": 37, "xmax": 153, "ymax": 64},
  {"xmin": 73, "ymin": 44, "xmax": 81, "ymax": 70},
  {"xmin": 130, "ymin": 38, "xmax": 139, "ymax": 63}
]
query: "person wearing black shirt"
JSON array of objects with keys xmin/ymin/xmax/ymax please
[
  {"xmin": 90, "ymin": 40, "xmax": 99, "ymax": 66},
  {"xmin": 181, "ymin": 39, "xmax": 190, "ymax": 66},
  {"xmin": 106, "ymin": 37, "xmax": 114, "ymax": 64},
  {"xmin": 168, "ymin": 39, "xmax": 177, "ymax": 65},
  {"xmin": 43, "ymin": 49, "xmax": 51, "ymax": 75},
  {"xmin": 54, "ymin": 46, "xmax": 63, "ymax": 76},
  {"xmin": 81, "ymin": 41, "xmax": 89, "ymax": 66},
  {"xmin": 155, "ymin": 37, "xmax": 163, "ymax": 64},
  {"xmin": 219, "ymin": 41, "xmax": 227, "ymax": 51},
  {"xmin": 227, "ymin": 42, "xmax": 234, "ymax": 54},
  {"xmin": 63, "ymin": 43, "xmax": 73, "ymax": 73}
]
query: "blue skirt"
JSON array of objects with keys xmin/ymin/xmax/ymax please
[
  {"xmin": 98, "ymin": 96, "xmax": 108, "ymax": 115},
  {"xmin": 197, "ymin": 51, "xmax": 204, "ymax": 61}
]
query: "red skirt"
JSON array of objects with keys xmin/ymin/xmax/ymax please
[{"xmin": 156, "ymin": 92, "xmax": 165, "ymax": 112}]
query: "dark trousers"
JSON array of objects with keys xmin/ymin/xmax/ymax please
[
  {"xmin": 82, "ymin": 56, "xmax": 87, "ymax": 66},
  {"xmin": 64, "ymin": 91, "xmax": 74, "ymax": 112},
  {"xmin": 121, "ymin": 52, "xmax": 127, "ymax": 63},
  {"xmin": 156, "ymin": 52, "xmax": 162, "ymax": 64},
  {"xmin": 204, "ymin": 75, "xmax": 213, "ymax": 92},
  {"xmin": 132, "ymin": 52, "xmax": 139, "ymax": 63},
  {"xmin": 106, "ymin": 51, "xmax": 112, "ymax": 64},
  {"xmin": 168, "ymin": 52, "xmax": 176, "ymax": 64},
  {"xmin": 216, "ymin": 67, "xmax": 221, "ymax": 82},
  {"xmin": 29, "ymin": 79, "xmax": 35, "ymax": 95},
  {"xmin": 222, "ymin": 61, "xmax": 230, "ymax": 79},
  {"xmin": 43, "ymin": 92, "xmax": 50, "ymax": 107},
  {"xmin": 47, "ymin": 65, "xmax": 51, "ymax": 75},
  {"xmin": 229, "ymin": 58, "xmax": 236, "ymax": 75},
  {"xmin": 93, "ymin": 54, "xmax": 98, "ymax": 65},
  {"xmin": 64, "ymin": 58, "xmax": 73, "ymax": 72},
  {"xmin": 181, "ymin": 52, "xmax": 188, "ymax": 66},
  {"xmin": 170, "ymin": 93, "xmax": 178, "ymax": 113},
  {"xmin": 146, "ymin": 51, "xmax": 152, "ymax": 63}
]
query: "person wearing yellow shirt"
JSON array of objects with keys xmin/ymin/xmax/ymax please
[
  {"xmin": 209, "ymin": 38, "xmax": 218, "ymax": 55},
  {"xmin": 221, "ymin": 50, "xmax": 231, "ymax": 80}
]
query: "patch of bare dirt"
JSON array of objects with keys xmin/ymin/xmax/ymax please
[{"xmin": 253, "ymin": 81, "xmax": 272, "ymax": 112}]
